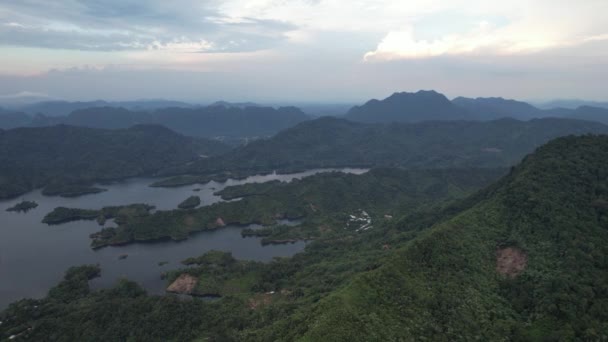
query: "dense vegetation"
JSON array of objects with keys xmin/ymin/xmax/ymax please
[
  {"xmin": 5, "ymin": 200, "xmax": 38, "ymax": 213},
  {"xmin": 42, "ymin": 204, "xmax": 154, "ymax": 225},
  {"xmin": 156, "ymin": 116, "xmax": 608, "ymax": 185},
  {"xmin": 169, "ymin": 251, "xmax": 265, "ymax": 297},
  {"xmin": 0, "ymin": 265, "xmax": 255, "ymax": 341},
  {"xmin": 272, "ymin": 134, "xmax": 608, "ymax": 340},
  {"xmin": 82, "ymin": 167, "xmax": 504, "ymax": 248},
  {"xmin": 41, "ymin": 207, "xmax": 99, "ymax": 225},
  {"xmin": 177, "ymin": 195, "xmax": 201, "ymax": 209},
  {"xmin": 1, "ymin": 166, "xmax": 502, "ymax": 340},
  {"xmin": 3, "ymin": 135, "xmax": 608, "ymax": 341},
  {"xmin": 0, "ymin": 124, "xmax": 229, "ymax": 199}
]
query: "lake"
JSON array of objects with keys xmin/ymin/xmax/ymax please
[{"xmin": 0, "ymin": 168, "xmax": 367, "ymax": 309}]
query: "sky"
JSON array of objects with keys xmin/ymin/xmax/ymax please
[{"xmin": 0, "ymin": 0, "xmax": 607, "ymax": 103}]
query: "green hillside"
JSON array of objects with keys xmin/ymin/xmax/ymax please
[
  {"xmin": 53, "ymin": 167, "xmax": 505, "ymax": 248},
  {"xmin": 2, "ymin": 135, "xmax": 607, "ymax": 341},
  {"xmin": 0, "ymin": 124, "xmax": 230, "ymax": 199},
  {"xmin": 267, "ymin": 134, "xmax": 608, "ymax": 341},
  {"xmin": 165, "ymin": 116, "xmax": 608, "ymax": 183}
]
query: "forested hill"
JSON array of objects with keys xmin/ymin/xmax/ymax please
[
  {"xmin": 344, "ymin": 91, "xmax": 608, "ymax": 124},
  {"xmin": 267, "ymin": 134, "xmax": 608, "ymax": 340},
  {"xmin": 3, "ymin": 134, "xmax": 608, "ymax": 340},
  {"xmin": 178, "ymin": 116, "xmax": 608, "ymax": 175},
  {"xmin": 346, "ymin": 90, "xmax": 474, "ymax": 123},
  {"xmin": 0, "ymin": 124, "xmax": 229, "ymax": 199},
  {"xmin": 0, "ymin": 108, "xmax": 31, "ymax": 129},
  {"xmin": 563, "ymin": 105, "xmax": 608, "ymax": 124},
  {"xmin": 452, "ymin": 96, "xmax": 542, "ymax": 120}
]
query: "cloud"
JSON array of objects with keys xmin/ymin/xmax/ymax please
[
  {"xmin": 0, "ymin": 0, "xmax": 295, "ymax": 52},
  {"xmin": 0, "ymin": 0, "xmax": 607, "ymax": 101},
  {"xmin": 363, "ymin": 0, "xmax": 608, "ymax": 60},
  {"xmin": 0, "ymin": 90, "xmax": 51, "ymax": 99},
  {"xmin": 363, "ymin": 21, "xmax": 562, "ymax": 60}
]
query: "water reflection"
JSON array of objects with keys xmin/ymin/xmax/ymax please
[{"xmin": 0, "ymin": 168, "xmax": 367, "ymax": 309}]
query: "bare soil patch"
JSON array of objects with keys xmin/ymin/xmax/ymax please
[
  {"xmin": 167, "ymin": 274, "xmax": 198, "ymax": 294},
  {"xmin": 215, "ymin": 217, "xmax": 226, "ymax": 227},
  {"xmin": 496, "ymin": 247, "xmax": 527, "ymax": 278},
  {"xmin": 183, "ymin": 215, "xmax": 195, "ymax": 227},
  {"xmin": 248, "ymin": 293, "xmax": 273, "ymax": 310}
]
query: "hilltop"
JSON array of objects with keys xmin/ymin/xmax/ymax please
[{"xmin": 346, "ymin": 90, "xmax": 473, "ymax": 123}]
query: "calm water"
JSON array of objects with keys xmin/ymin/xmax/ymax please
[{"xmin": 0, "ymin": 168, "xmax": 367, "ymax": 309}]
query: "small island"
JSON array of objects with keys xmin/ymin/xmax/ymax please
[
  {"xmin": 6, "ymin": 200, "xmax": 38, "ymax": 213},
  {"xmin": 178, "ymin": 196, "xmax": 201, "ymax": 209},
  {"xmin": 42, "ymin": 203, "xmax": 154, "ymax": 225},
  {"xmin": 42, "ymin": 183, "xmax": 107, "ymax": 198},
  {"xmin": 42, "ymin": 207, "xmax": 99, "ymax": 225}
]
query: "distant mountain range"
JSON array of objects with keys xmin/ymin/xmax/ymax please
[
  {"xmin": 209, "ymin": 101, "xmax": 261, "ymax": 109},
  {"xmin": 2, "ymin": 91, "xmax": 608, "ymax": 140},
  {"xmin": 452, "ymin": 96, "xmax": 541, "ymax": 120},
  {"xmin": 536, "ymin": 99, "xmax": 608, "ymax": 110},
  {"xmin": 1, "ymin": 104, "xmax": 311, "ymax": 141},
  {"xmin": 17, "ymin": 100, "xmax": 195, "ymax": 116},
  {"xmin": 345, "ymin": 91, "xmax": 608, "ymax": 124}
]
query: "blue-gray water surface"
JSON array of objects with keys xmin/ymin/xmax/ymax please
[{"xmin": 0, "ymin": 168, "xmax": 367, "ymax": 309}]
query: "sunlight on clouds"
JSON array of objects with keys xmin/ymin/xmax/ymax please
[
  {"xmin": 0, "ymin": 0, "xmax": 607, "ymax": 100},
  {"xmin": 148, "ymin": 39, "xmax": 215, "ymax": 53},
  {"xmin": 364, "ymin": 22, "xmax": 562, "ymax": 60},
  {"xmin": 361, "ymin": 0, "xmax": 608, "ymax": 61}
]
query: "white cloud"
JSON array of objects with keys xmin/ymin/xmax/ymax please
[
  {"xmin": 0, "ymin": 0, "xmax": 607, "ymax": 101},
  {"xmin": 214, "ymin": 0, "xmax": 608, "ymax": 60},
  {"xmin": 4, "ymin": 22, "xmax": 25, "ymax": 28},
  {"xmin": 362, "ymin": 0, "xmax": 608, "ymax": 60},
  {"xmin": 363, "ymin": 22, "xmax": 563, "ymax": 60},
  {"xmin": 148, "ymin": 39, "xmax": 215, "ymax": 53},
  {"xmin": 585, "ymin": 34, "xmax": 608, "ymax": 42},
  {"xmin": 0, "ymin": 90, "xmax": 50, "ymax": 99}
]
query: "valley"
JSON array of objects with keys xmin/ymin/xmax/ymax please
[
  {"xmin": 0, "ymin": 169, "xmax": 367, "ymax": 309},
  {"xmin": 1, "ymin": 91, "xmax": 608, "ymax": 341}
]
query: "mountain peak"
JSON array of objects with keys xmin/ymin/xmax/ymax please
[{"xmin": 346, "ymin": 90, "xmax": 471, "ymax": 123}]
